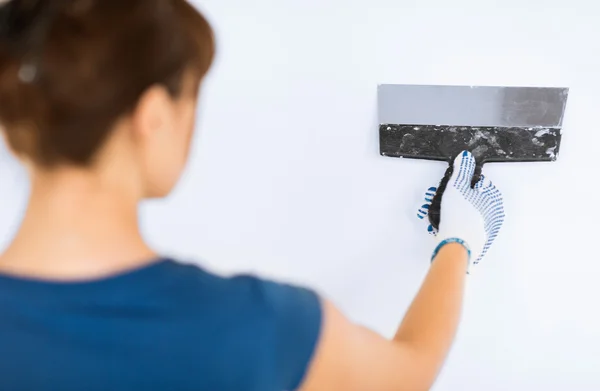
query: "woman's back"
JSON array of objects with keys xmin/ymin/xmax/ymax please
[
  {"xmin": 0, "ymin": 2, "xmax": 324, "ymax": 388},
  {"xmin": 0, "ymin": 259, "xmax": 321, "ymax": 390}
]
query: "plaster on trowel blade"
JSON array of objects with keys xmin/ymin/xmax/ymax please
[{"xmin": 378, "ymin": 84, "xmax": 569, "ymax": 163}]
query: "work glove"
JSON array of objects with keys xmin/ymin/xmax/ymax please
[
  {"xmin": 417, "ymin": 187, "xmax": 438, "ymax": 236},
  {"xmin": 416, "ymin": 151, "xmax": 505, "ymax": 269}
]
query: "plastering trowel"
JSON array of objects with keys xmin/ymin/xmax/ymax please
[{"xmin": 378, "ymin": 84, "xmax": 569, "ymax": 230}]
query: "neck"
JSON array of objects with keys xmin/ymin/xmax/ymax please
[{"xmin": 0, "ymin": 166, "xmax": 157, "ymax": 280}]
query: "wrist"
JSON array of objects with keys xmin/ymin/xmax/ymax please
[
  {"xmin": 436, "ymin": 242, "xmax": 469, "ymax": 258},
  {"xmin": 431, "ymin": 239, "xmax": 471, "ymax": 274},
  {"xmin": 431, "ymin": 238, "xmax": 471, "ymax": 263}
]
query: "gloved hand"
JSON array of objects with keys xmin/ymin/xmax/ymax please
[
  {"xmin": 417, "ymin": 151, "xmax": 505, "ymax": 269},
  {"xmin": 417, "ymin": 186, "xmax": 439, "ymax": 236}
]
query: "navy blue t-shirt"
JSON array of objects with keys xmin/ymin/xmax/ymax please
[{"xmin": 0, "ymin": 259, "xmax": 322, "ymax": 390}]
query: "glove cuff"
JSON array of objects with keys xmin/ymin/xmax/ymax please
[{"xmin": 431, "ymin": 238, "xmax": 472, "ymax": 264}]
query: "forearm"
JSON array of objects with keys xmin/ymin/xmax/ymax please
[
  {"xmin": 299, "ymin": 152, "xmax": 503, "ymax": 391},
  {"xmin": 393, "ymin": 243, "xmax": 468, "ymax": 377},
  {"xmin": 298, "ymin": 245, "xmax": 471, "ymax": 391}
]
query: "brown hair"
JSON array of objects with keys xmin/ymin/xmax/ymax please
[{"xmin": 0, "ymin": 0, "xmax": 215, "ymax": 167}]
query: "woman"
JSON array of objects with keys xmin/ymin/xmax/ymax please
[{"xmin": 0, "ymin": 1, "xmax": 504, "ymax": 390}]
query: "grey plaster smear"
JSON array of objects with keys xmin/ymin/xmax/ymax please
[
  {"xmin": 379, "ymin": 124, "xmax": 562, "ymax": 163},
  {"xmin": 378, "ymin": 84, "xmax": 568, "ymax": 163}
]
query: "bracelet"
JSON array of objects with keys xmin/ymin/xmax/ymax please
[{"xmin": 431, "ymin": 238, "xmax": 471, "ymax": 263}]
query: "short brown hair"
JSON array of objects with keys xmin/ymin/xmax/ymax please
[{"xmin": 0, "ymin": 0, "xmax": 215, "ymax": 167}]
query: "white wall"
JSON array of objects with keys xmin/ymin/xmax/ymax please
[{"xmin": 2, "ymin": 0, "xmax": 599, "ymax": 389}]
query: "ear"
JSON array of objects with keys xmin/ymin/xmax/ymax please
[
  {"xmin": 0, "ymin": 124, "xmax": 8, "ymax": 149},
  {"xmin": 0, "ymin": 123, "xmax": 25, "ymax": 161},
  {"xmin": 130, "ymin": 85, "xmax": 177, "ymax": 141}
]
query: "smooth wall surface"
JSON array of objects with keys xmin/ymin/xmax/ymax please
[{"xmin": 1, "ymin": 0, "xmax": 599, "ymax": 389}]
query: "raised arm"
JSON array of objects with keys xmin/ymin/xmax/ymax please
[{"xmin": 299, "ymin": 151, "xmax": 505, "ymax": 391}]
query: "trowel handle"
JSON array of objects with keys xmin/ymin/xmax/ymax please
[{"xmin": 427, "ymin": 160, "xmax": 483, "ymax": 231}]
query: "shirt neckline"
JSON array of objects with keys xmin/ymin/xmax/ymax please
[{"xmin": 0, "ymin": 258, "xmax": 175, "ymax": 292}]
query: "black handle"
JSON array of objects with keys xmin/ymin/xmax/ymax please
[{"xmin": 428, "ymin": 159, "xmax": 483, "ymax": 231}]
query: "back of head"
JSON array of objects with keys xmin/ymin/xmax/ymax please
[{"xmin": 0, "ymin": 0, "xmax": 215, "ymax": 168}]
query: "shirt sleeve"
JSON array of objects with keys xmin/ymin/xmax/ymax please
[{"xmin": 258, "ymin": 280, "xmax": 323, "ymax": 391}]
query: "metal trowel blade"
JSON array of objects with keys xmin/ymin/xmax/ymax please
[{"xmin": 378, "ymin": 84, "xmax": 569, "ymax": 163}]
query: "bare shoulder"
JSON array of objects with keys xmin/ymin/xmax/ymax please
[{"xmin": 298, "ymin": 300, "xmax": 432, "ymax": 391}]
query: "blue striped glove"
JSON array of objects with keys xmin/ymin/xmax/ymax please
[
  {"xmin": 417, "ymin": 186, "xmax": 438, "ymax": 236},
  {"xmin": 420, "ymin": 151, "xmax": 505, "ymax": 268}
]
